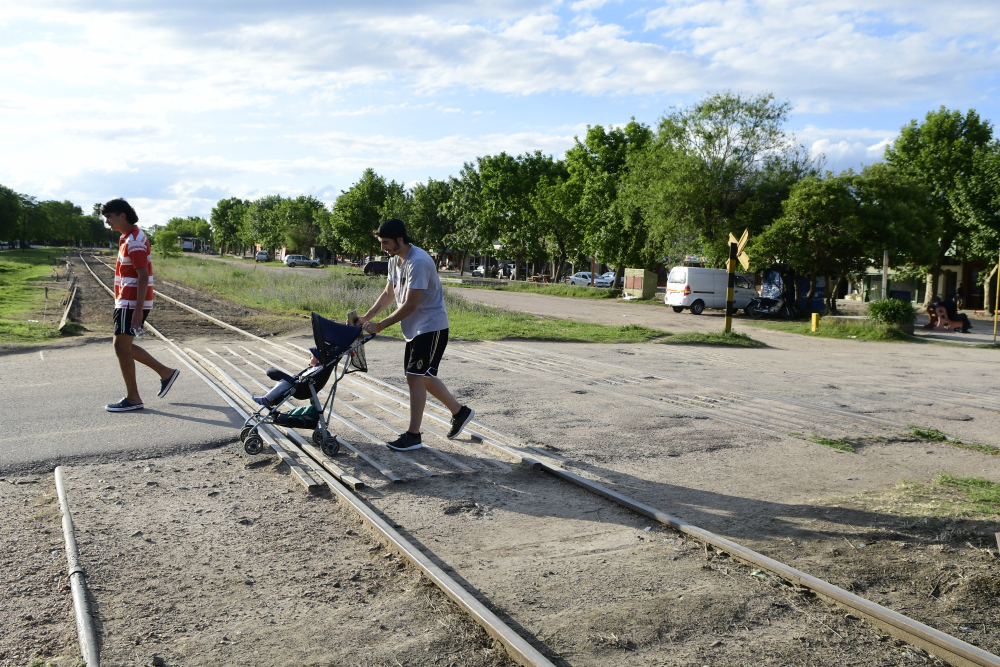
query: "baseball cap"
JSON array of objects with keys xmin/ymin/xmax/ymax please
[{"xmin": 374, "ymin": 218, "xmax": 411, "ymax": 243}]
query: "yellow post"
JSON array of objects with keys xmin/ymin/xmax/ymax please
[
  {"xmin": 994, "ymin": 248, "xmax": 1000, "ymax": 342},
  {"xmin": 811, "ymin": 312, "xmax": 819, "ymax": 332}
]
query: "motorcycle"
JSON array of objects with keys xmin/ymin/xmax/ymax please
[{"xmin": 746, "ymin": 295, "xmax": 800, "ymax": 319}]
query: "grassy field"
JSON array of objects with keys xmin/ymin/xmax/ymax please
[
  {"xmin": 0, "ymin": 248, "xmax": 69, "ymax": 343},
  {"xmin": 447, "ymin": 279, "xmax": 622, "ymax": 300},
  {"xmin": 660, "ymin": 331, "xmax": 766, "ymax": 347},
  {"xmin": 744, "ymin": 318, "xmax": 916, "ymax": 342},
  {"xmin": 155, "ymin": 256, "xmax": 667, "ymax": 343}
]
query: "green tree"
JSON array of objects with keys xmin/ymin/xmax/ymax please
[
  {"xmin": 153, "ymin": 229, "xmax": 180, "ymax": 258},
  {"xmin": 565, "ymin": 119, "xmax": 655, "ymax": 283},
  {"xmin": 0, "ymin": 184, "xmax": 19, "ymax": 242},
  {"xmin": 884, "ymin": 107, "xmax": 994, "ymax": 304},
  {"xmin": 242, "ymin": 196, "xmax": 284, "ymax": 252},
  {"xmin": 623, "ymin": 92, "xmax": 815, "ymax": 266},
  {"xmin": 409, "ymin": 178, "xmax": 455, "ymax": 256},
  {"xmin": 478, "ymin": 151, "xmax": 563, "ymax": 279},
  {"xmin": 211, "ymin": 197, "xmax": 247, "ymax": 255},
  {"xmin": 278, "ymin": 195, "xmax": 328, "ymax": 254},
  {"xmin": 442, "ymin": 166, "xmax": 486, "ymax": 275},
  {"xmin": 326, "ymin": 169, "xmax": 389, "ymax": 260}
]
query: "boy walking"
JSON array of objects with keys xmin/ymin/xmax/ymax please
[
  {"xmin": 102, "ymin": 198, "xmax": 179, "ymax": 412},
  {"xmin": 360, "ymin": 218, "xmax": 474, "ymax": 450}
]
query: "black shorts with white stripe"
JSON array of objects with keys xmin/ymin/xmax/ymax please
[{"xmin": 404, "ymin": 328, "xmax": 448, "ymax": 376}]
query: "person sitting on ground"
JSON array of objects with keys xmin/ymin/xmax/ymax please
[
  {"xmin": 253, "ymin": 347, "xmax": 320, "ymax": 407},
  {"xmin": 942, "ymin": 295, "xmax": 972, "ymax": 333},
  {"xmin": 924, "ymin": 296, "xmax": 941, "ymax": 329}
]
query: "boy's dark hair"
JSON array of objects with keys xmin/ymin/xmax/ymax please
[
  {"xmin": 101, "ymin": 198, "xmax": 139, "ymax": 224},
  {"xmin": 373, "ymin": 218, "xmax": 412, "ymax": 244}
]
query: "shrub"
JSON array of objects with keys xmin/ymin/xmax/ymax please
[
  {"xmin": 867, "ymin": 297, "xmax": 916, "ymax": 325},
  {"xmin": 153, "ymin": 230, "xmax": 180, "ymax": 258}
]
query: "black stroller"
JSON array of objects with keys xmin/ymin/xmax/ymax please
[{"xmin": 239, "ymin": 312, "xmax": 373, "ymax": 457}]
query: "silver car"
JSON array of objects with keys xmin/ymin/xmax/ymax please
[{"xmin": 568, "ymin": 271, "xmax": 596, "ymax": 286}]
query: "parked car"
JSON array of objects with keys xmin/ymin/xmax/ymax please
[
  {"xmin": 568, "ymin": 271, "xmax": 596, "ymax": 286},
  {"xmin": 471, "ymin": 264, "xmax": 488, "ymax": 277},
  {"xmin": 255, "ymin": 250, "xmax": 269, "ymax": 262},
  {"xmin": 283, "ymin": 254, "xmax": 320, "ymax": 268},
  {"xmin": 363, "ymin": 260, "xmax": 389, "ymax": 276},
  {"xmin": 664, "ymin": 267, "xmax": 756, "ymax": 315},
  {"xmin": 181, "ymin": 241, "xmax": 194, "ymax": 252},
  {"xmin": 595, "ymin": 271, "xmax": 621, "ymax": 288}
]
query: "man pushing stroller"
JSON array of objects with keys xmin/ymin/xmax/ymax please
[{"xmin": 359, "ymin": 218, "xmax": 475, "ymax": 451}]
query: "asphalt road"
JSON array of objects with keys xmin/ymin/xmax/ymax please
[{"xmin": 0, "ymin": 337, "xmax": 244, "ymax": 474}]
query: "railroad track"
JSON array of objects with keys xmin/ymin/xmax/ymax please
[{"xmin": 75, "ymin": 252, "xmax": 1000, "ymax": 667}]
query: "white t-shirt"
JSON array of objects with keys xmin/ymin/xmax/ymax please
[{"xmin": 387, "ymin": 246, "xmax": 449, "ymax": 341}]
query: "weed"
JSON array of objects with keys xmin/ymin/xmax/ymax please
[
  {"xmin": 908, "ymin": 426, "xmax": 1000, "ymax": 455},
  {"xmin": 661, "ymin": 331, "xmax": 766, "ymax": 347},
  {"xmin": 809, "ymin": 435, "xmax": 855, "ymax": 452},
  {"xmin": 940, "ymin": 475, "xmax": 1000, "ymax": 506},
  {"xmin": 745, "ymin": 319, "xmax": 916, "ymax": 342}
]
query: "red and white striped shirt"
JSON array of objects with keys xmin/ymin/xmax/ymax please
[{"xmin": 114, "ymin": 225, "xmax": 154, "ymax": 309}]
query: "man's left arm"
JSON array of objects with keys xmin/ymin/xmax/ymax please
[{"xmin": 132, "ymin": 266, "xmax": 149, "ymax": 329}]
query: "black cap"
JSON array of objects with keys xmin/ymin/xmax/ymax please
[{"xmin": 374, "ymin": 218, "xmax": 411, "ymax": 243}]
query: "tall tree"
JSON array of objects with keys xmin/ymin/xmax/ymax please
[
  {"xmin": 623, "ymin": 92, "xmax": 814, "ymax": 266},
  {"xmin": 211, "ymin": 197, "xmax": 247, "ymax": 254},
  {"xmin": 410, "ymin": 178, "xmax": 455, "ymax": 256},
  {"xmin": 278, "ymin": 195, "xmax": 328, "ymax": 254},
  {"xmin": 326, "ymin": 169, "xmax": 389, "ymax": 260},
  {"xmin": 242, "ymin": 195, "xmax": 284, "ymax": 251},
  {"xmin": 884, "ymin": 107, "xmax": 994, "ymax": 304},
  {"xmin": 566, "ymin": 119, "xmax": 654, "ymax": 283},
  {"xmin": 0, "ymin": 184, "xmax": 19, "ymax": 242}
]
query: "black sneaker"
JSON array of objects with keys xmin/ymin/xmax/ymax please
[
  {"xmin": 158, "ymin": 369, "xmax": 180, "ymax": 398},
  {"xmin": 447, "ymin": 406, "xmax": 475, "ymax": 439},
  {"xmin": 387, "ymin": 432, "xmax": 422, "ymax": 451},
  {"xmin": 106, "ymin": 398, "xmax": 144, "ymax": 412}
]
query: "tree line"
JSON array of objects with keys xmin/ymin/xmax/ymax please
[
  {"xmin": 0, "ymin": 188, "xmax": 113, "ymax": 247},
  {"xmin": 209, "ymin": 93, "xmax": 1000, "ymax": 309}
]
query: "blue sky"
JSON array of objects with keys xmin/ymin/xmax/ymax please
[{"xmin": 2, "ymin": 0, "xmax": 999, "ymax": 227}]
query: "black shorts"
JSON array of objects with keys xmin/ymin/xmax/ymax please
[
  {"xmin": 113, "ymin": 307, "xmax": 150, "ymax": 336},
  {"xmin": 404, "ymin": 329, "xmax": 448, "ymax": 376}
]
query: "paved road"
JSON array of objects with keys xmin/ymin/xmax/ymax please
[{"xmin": 0, "ymin": 337, "xmax": 244, "ymax": 474}]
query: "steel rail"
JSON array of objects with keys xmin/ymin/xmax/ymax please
[
  {"xmin": 79, "ymin": 253, "xmax": 559, "ymax": 667},
  {"xmin": 79, "ymin": 254, "xmax": 1000, "ymax": 666},
  {"xmin": 54, "ymin": 466, "xmax": 100, "ymax": 667}
]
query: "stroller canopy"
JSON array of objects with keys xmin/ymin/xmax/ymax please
[{"xmin": 311, "ymin": 313, "xmax": 366, "ymax": 372}]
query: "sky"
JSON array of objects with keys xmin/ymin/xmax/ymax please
[{"xmin": 2, "ymin": 0, "xmax": 999, "ymax": 227}]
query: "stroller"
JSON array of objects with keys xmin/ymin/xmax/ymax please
[{"xmin": 239, "ymin": 312, "xmax": 373, "ymax": 457}]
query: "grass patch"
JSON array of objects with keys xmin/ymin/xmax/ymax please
[
  {"xmin": 809, "ymin": 434, "xmax": 856, "ymax": 452},
  {"xmin": 155, "ymin": 256, "xmax": 667, "ymax": 343},
  {"xmin": 908, "ymin": 425, "xmax": 1000, "ymax": 455},
  {"xmin": 939, "ymin": 475, "xmax": 1000, "ymax": 515},
  {"xmin": 447, "ymin": 279, "xmax": 621, "ymax": 300},
  {"xmin": 744, "ymin": 318, "xmax": 916, "ymax": 342},
  {"xmin": 660, "ymin": 331, "xmax": 766, "ymax": 347},
  {"xmin": 0, "ymin": 248, "xmax": 69, "ymax": 343}
]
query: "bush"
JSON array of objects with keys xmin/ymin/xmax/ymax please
[
  {"xmin": 867, "ymin": 297, "xmax": 916, "ymax": 325},
  {"xmin": 153, "ymin": 230, "xmax": 180, "ymax": 258}
]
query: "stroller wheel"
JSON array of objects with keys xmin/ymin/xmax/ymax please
[
  {"xmin": 244, "ymin": 435, "xmax": 265, "ymax": 456},
  {"xmin": 321, "ymin": 435, "xmax": 341, "ymax": 457},
  {"xmin": 312, "ymin": 428, "xmax": 328, "ymax": 447},
  {"xmin": 239, "ymin": 425, "xmax": 254, "ymax": 442}
]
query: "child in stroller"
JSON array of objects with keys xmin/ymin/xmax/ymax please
[{"xmin": 239, "ymin": 312, "xmax": 372, "ymax": 457}]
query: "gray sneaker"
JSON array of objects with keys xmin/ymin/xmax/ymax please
[
  {"xmin": 386, "ymin": 432, "xmax": 422, "ymax": 451},
  {"xmin": 106, "ymin": 398, "xmax": 144, "ymax": 412},
  {"xmin": 158, "ymin": 369, "xmax": 180, "ymax": 398}
]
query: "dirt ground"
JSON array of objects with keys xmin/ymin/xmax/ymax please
[{"xmin": 3, "ymin": 254, "xmax": 999, "ymax": 666}]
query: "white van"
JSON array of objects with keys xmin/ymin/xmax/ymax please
[{"xmin": 665, "ymin": 267, "xmax": 757, "ymax": 315}]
